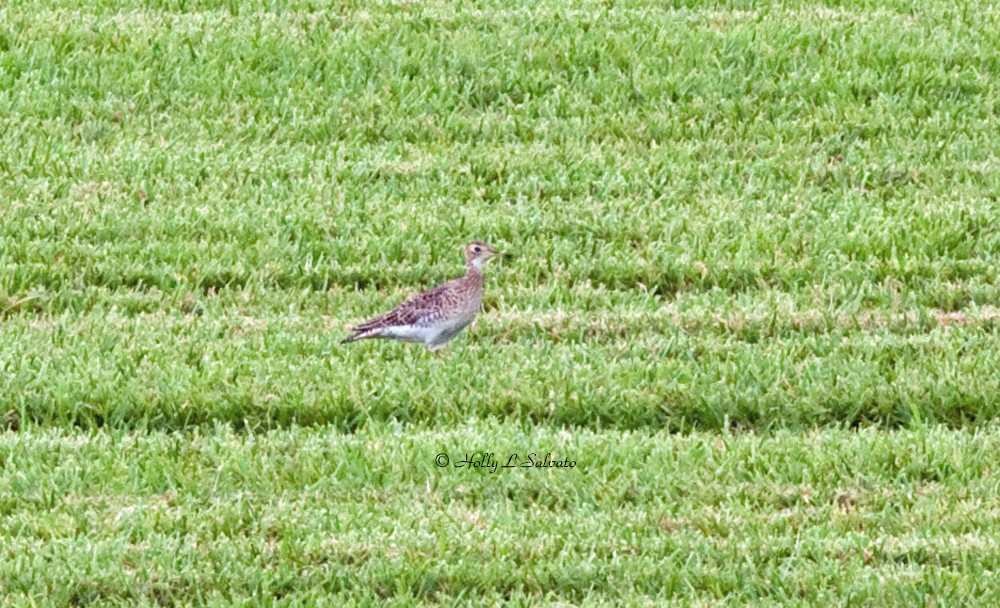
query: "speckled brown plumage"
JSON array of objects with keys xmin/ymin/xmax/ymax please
[{"xmin": 341, "ymin": 242, "xmax": 500, "ymax": 351}]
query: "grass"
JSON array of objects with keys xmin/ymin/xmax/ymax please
[
  {"xmin": 1, "ymin": 0, "xmax": 998, "ymax": 431},
  {"xmin": 1, "ymin": 0, "xmax": 999, "ymax": 603},
  {"xmin": 5, "ymin": 423, "xmax": 1000, "ymax": 605}
]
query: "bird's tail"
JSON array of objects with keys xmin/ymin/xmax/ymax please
[
  {"xmin": 341, "ymin": 327, "xmax": 377, "ymax": 344},
  {"xmin": 342, "ymin": 314, "xmax": 388, "ymax": 344}
]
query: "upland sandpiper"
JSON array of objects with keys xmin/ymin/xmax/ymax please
[{"xmin": 341, "ymin": 241, "xmax": 501, "ymax": 351}]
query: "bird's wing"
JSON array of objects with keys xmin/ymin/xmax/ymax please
[{"xmin": 353, "ymin": 281, "xmax": 458, "ymax": 331}]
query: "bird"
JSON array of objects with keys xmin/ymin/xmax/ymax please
[{"xmin": 341, "ymin": 241, "xmax": 502, "ymax": 351}]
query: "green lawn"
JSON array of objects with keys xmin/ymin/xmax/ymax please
[
  {"xmin": 5, "ymin": 423, "xmax": 1000, "ymax": 605},
  {"xmin": 1, "ymin": 0, "xmax": 999, "ymax": 604}
]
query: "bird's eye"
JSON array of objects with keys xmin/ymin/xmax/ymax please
[{"xmin": 473, "ymin": 246, "xmax": 482, "ymax": 252}]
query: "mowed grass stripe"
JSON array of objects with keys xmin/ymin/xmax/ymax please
[
  {"xmin": 0, "ymin": 303, "xmax": 996, "ymax": 430},
  {"xmin": 3, "ymin": 423, "xmax": 1000, "ymax": 604}
]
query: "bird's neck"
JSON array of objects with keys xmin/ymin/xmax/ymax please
[{"xmin": 465, "ymin": 262, "xmax": 484, "ymax": 280}]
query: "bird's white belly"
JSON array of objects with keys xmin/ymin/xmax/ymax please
[
  {"xmin": 431, "ymin": 314, "xmax": 474, "ymax": 343},
  {"xmin": 379, "ymin": 310, "xmax": 475, "ymax": 349},
  {"xmin": 380, "ymin": 325, "xmax": 440, "ymax": 344}
]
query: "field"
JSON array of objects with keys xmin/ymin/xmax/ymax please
[{"xmin": 1, "ymin": 0, "xmax": 999, "ymax": 604}]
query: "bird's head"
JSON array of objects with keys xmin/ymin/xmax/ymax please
[{"xmin": 464, "ymin": 241, "xmax": 501, "ymax": 269}]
